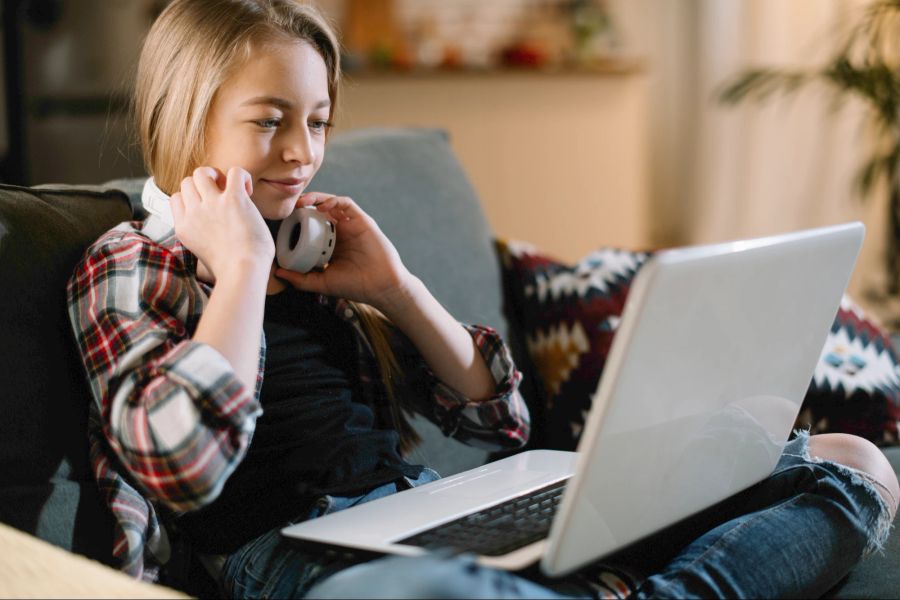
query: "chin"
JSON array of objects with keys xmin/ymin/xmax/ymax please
[{"xmin": 257, "ymin": 197, "xmax": 299, "ymax": 220}]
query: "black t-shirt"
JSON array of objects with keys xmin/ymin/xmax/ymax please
[{"xmin": 175, "ymin": 286, "xmax": 422, "ymax": 553}]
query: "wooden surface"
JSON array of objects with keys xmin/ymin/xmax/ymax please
[{"xmin": 0, "ymin": 522, "xmax": 188, "ymax": 599}]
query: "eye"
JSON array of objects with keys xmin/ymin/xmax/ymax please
[
  {"xmin": 309, "ymin": 120, "xmax": 333, "ymax": 133},
  {"xmin": 254, "ymin": 117, "xmax": 281, "ymax": 129}
]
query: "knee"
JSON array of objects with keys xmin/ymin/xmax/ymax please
[{"xmin": 808, "ymin": 433, "xmax": 899, "ymax": 518}]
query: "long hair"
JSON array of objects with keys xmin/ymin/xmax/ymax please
[
  {"xmin": 135, "ymin": 0, "xmax": 340, "ymax": 194},
  {"xmin": 135, "ymin": 0, "xmax": 420, "ymax": 452}
]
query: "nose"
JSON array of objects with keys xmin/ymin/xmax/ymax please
[{"xmin": 283, "ymin": 127, "xmax": 316, "ymax": 165}]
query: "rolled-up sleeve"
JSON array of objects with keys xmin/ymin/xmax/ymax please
[
  {"xmin": 67, "ymin": 231, "xmax": 261, "ymax": 513},
  {"xmin": 396, "ymin": 322, "xmax": 530, "ymax": 451}
]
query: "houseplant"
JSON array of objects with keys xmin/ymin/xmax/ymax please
[{"xmin": 719, "ymin": 0, "xmax": 900, "ymax": 321}]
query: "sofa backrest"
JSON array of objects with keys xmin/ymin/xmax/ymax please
[
  {"xmin": 314, "ymin": 128, "xmax": 509, "ymax": 334},
  {"xmin": 0, "ymin": 184, "xmax": 131, "ymax": 561}
]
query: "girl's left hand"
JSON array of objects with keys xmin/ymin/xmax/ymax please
[{"xmin": 274, "ymin": 192, "xmax": 413, "ymax": 312}]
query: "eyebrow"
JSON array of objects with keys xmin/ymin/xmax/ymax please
[{"xmin": 239, "ymin": 95, "xmax": 330, "ymax": 110}]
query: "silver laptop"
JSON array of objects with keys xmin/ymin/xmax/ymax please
[{"xmin": 281, "ymin": 222, "xmax": 864, "ymax": 578}]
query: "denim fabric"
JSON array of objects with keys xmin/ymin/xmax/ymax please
[
  {"xmin": 306, "ymin": 433, "xmax": 891, "ymax": 599},
  {"xmin": 630, "ymin": 431, "xmax": 891, "ymax": 598},
  {"xmin": 221, "ymin": 468, "xmax": 441, "ymax": 599}
]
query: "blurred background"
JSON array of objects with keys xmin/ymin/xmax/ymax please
[{"xmin": 2, "ymin": 0, "xmax": 899, "ymax": 328}]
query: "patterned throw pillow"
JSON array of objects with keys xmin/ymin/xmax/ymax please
[
  {"xmin": 799, "ymin": 296, "xmax": 900, "ymax": 444},
  {"xmin": 496, "ymin": 240, "xmax": 652, "ymax": 450},
  {"xmin": 496, "ymin": 240, "xmax": 900, "ymax": 449}
]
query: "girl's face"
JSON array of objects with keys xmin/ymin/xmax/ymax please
[{"xmin": 204, "ymin": 40, "xmax": 331, "ymax": 220}]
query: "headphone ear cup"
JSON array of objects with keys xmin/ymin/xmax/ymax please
[
  {"xmin": 276, "ymin": 209, "xmax": 336, "ymax": 272},
  {"xmin": 316, "ymin": 217, "xmax": 336, "ymax": 269}
]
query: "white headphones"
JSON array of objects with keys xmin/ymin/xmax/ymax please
[
  {"xmin": 140, "ymin": 177, "xmax": 335, "ymax": 273},
  {"xmin": 275, "ymin": 208, "xmax": 335, "ymax": 273},
  {"xmin": 142, "ymin": 177, "xmax": 174, "ymax": 225}
]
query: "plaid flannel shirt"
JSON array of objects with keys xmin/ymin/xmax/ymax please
[{"xmin": 66, "ymin": 213, "xmax": 529, "ymax": 582}]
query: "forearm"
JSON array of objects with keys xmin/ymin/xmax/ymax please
[
  {"xmin": 192, "ymin": 260, "xmax": 270, "ymax": 390},
  {"xmin": 378, "ymin": 276, "xmax": 496, "ymax": 401}
]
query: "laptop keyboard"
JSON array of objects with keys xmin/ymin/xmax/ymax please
[{"xmin": 396, "ymin": 479, "xmax": 568, "ymax": 556}]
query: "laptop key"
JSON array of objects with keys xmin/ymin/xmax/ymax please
[{"xmin": 397, "ymin": 480, "xmax": 568, "ymax": 556}]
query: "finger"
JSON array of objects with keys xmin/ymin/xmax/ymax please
[
  {"xmin": 179, "ymin": 177, "xmax": 201, "ymax": 206},
  {"xmin": 314, "ymin": 195, "xmax": 357, "ymax": 211},
  {"xmin": 225, "ymin": 166, "xmax": 253, "ymax": 199},
  {"xmin": 211, "ymin": 167, "xmax": 227, "ymax": 190},
  {"xmin": 315, "ymin": 195, "xmax": 367, "ymax": 223},
  {"xmin": 274, "ymin": 267, "xmax": 327, "ymax": 294},
  {"xmin": 298, "ymin": 191, "xmax": 334, "ymax": 208},
  {"xmin": 169, "ymin": 192, "xmax": 185, "ymax": 224},
  {"xmin": 192, "ymin": 166, "xmax": 221, "ymax": 198}
]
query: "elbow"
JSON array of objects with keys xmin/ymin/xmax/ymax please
[
  {"xmin": 126, "ymin": 429, "xmax": 251, "ymax": 513},
  {"xmin": 100, "ymin": 341, "xmax": 262, "ymax": 512},
  {"xmin": 112, "ymin": 391, "xmax": 257, "ymax": 513},
  {"xmin": 503, "ymin": 390, "xmax": 531, "ymax": 448},
  {"xmin": 499, "ymin": 417, "xmax": 531, "ymax": 450}
]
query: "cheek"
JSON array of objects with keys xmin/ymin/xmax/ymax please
[
  {"xmin": 205, "ymin": 135, "xmax": 272, "ymax": 181},
  {"xmin": 312, "ymin": 143, "xmax": 326, "ymax": 173},
  {"xmin": 237, "ymin": 140, "xmax": 273, "ymax": 177}
]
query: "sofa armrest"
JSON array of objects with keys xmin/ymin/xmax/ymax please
[{"xmin": 0, "ymin": 522, "xmax": 187, "ymax": 598}]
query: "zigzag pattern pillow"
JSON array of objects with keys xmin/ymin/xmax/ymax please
[
  {"xmin": 799, "ymin": 296, "xmax": 900, "ymax": 444},
  {"xmin": 497, "ymin": 240, "xmax": 900, "ymax": 449},
  {"xmin": 497, "ymin": 240, "xmax": 652, "ymax": 450}
]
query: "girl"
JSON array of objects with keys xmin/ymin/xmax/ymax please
[{"xmin": 67, "ymin": 1, "xmax": 897, "ymax": 598}]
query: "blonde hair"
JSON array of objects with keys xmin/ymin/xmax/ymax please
[
  {"xmin": 135, "ymin": 0, "xmax": 419, "ymax": 452},
  {"xmin": 135, "ymin": 0, "xmax": 340, "ymax": 194}
]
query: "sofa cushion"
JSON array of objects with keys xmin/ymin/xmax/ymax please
[
  {"xmin": 496, "ymin": 240, "xmax": 651, "ymax": 449},
  {"xmin": 0, "ymin": 184, "xmax": 131, "ymax": 560},
  {"xmin": 313, "ymin": 129, "xmax": 508, "ymax": 335},
  {"xmin": 799, "ymin": 296, "xmax": 900, "ymax": 445}
]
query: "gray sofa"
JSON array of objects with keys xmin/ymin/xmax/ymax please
[{"xmin": 0, "ymin": 127, "xmax": 897, "ymax": 597}]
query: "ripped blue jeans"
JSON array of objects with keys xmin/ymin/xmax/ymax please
[
  {"xmin": 221, "ymin": 468, "xmax": 443, "ymax": 599},
  {"xmin": 223, "ymin": 433, "xmax": 893, "ymax": 599}
]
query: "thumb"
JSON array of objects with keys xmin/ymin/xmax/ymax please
[{"xmin": 275, "ymin": 267, "xmax": 329, "ymax": 294}]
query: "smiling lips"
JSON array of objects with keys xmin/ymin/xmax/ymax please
[{"xmin": 261, "ymin": 177, "xmax": 308, "ymax": 195}]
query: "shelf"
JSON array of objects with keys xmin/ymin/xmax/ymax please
[
  {"xmin": 27, "ymin": 57, "xmax": 645, "ymax": 119},
  {"xmin": 343, "ymin": 57, "xmax": 645, "ymax": 80}
]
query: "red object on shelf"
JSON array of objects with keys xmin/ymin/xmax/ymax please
[{"xmin": 500, "ymin": 42, "xmax": 548, "ymax": 68}]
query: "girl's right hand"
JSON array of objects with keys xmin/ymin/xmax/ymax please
[{"xmin": 169, "ymin": 166, "xmax": 275, "ymax": 281}]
